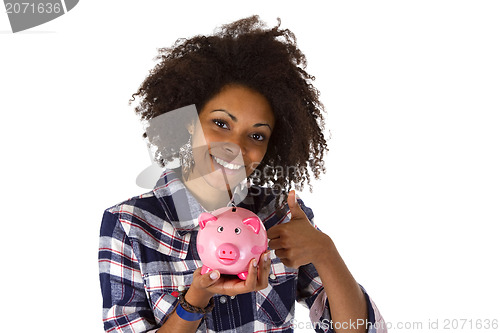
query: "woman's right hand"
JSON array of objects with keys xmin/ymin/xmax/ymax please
[{"xmin": 185, "ymin": 251, "xmax": 272, "ymax": 307}]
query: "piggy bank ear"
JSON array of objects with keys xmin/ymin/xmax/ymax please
[
  {"xmin": 242, "ymin": 216, "xmax": 261, "ymax": 234},
  {"xmin": 198, "ymin": 212, "xmax": 217, "ymax": 230}
]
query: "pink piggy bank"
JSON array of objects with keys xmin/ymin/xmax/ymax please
[{"xmin": 197, "ymin": 207, "xmax": 268, "ymax": 280}]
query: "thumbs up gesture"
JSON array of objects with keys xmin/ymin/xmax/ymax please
[{"xmin": 267, "ymin": 190, "xmax": 333, "ymax": 269}]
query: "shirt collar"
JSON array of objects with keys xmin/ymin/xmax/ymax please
[{"xmin": 153, "ymin": 168, "xmax": 249, "ymax": 235}]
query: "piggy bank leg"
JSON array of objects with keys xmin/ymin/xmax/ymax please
[
  {"xmin": 237, "ymin": 271, "xmax": 248, "ymax": 280},
  {"xmin": 200, "ymin": 265, "xmax": 213, "ymax": 275}
]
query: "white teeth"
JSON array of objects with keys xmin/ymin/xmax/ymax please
[{"xmin": 213, "ymin": 156, "xmax": 243, "ymax": 170}]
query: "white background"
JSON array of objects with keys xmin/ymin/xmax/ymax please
[{"xmin": 1, "ymin": 1, "xmax": 499, "ymax": 332}]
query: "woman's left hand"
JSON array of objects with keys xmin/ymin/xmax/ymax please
[{"xmin": 267, "ymin": 190, "xmax": 333, "ymax": 269}]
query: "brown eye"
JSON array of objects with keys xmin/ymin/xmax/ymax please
[
  {"xmin": 213, "ymin": 119, "xmax": 228, "ymax": 129},
  {"xmin": 251, "ymin": 133, "xmax": 265, "ymax": 141}
]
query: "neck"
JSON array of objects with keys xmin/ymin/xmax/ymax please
[{"xmin": 182, "ymin": 170, "xmax": 235, "ymax": 211}]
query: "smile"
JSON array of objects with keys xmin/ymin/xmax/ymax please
[{"xmin": 212, "ymin": 155, "xmax": 244, "ymax": 170}]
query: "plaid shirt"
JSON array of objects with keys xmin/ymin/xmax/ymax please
[{"xmin": 99, "ymin": 169, "xmax": 386, "ymax": 333}]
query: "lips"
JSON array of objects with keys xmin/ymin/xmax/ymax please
[
  {"xmin": 211, "ymin": 155, "xmax": 244, "ymax": 170},
  {"xmin": 209, "ymin": 155, "xmax": 246, "ymax": 177}
]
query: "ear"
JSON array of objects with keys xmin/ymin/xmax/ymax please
[
  {"xmin": 186, "ymin": 121, "xmax": 194, "ymax": 135},
  {"xmin": 198, "ymin": 212, "xmax": 217, "ymax": 230},
  {"xmin": 242, "ymin": 216, "xmax": 261, "ymax": 234}
]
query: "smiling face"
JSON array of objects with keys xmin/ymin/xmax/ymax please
[{"xmin": 188, "ymin": 84, "xmax": 275, "ymax": 192}]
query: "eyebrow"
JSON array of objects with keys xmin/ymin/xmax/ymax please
[{"xmin": 210, "ymin": 109, "xmax": 272, "ymax": 131}]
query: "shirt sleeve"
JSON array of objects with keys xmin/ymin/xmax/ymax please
[
  {"xmin": 295, "ymin": 199, "xmax": 387, "ymax": 333},
  {"xmin": 99, "ymin": 209, "xmax": 160, "ymax": 332}
]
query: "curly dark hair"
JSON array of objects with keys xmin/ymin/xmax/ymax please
[{"xmin": 131, "ymin": 15, "xmax": 328, "ymax": 196}]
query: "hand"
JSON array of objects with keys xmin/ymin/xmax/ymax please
[
  {"xmin": 267, "ymin": 190, "xmax": 332, "ymax": 269},
  {"xmin": 186, "ymin": 251, "xmax": 272, "ymax": 307}
]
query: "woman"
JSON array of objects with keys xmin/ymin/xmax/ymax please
[{"xmin": 99, "ymin": 16, "xmax": 386, "ymax": 333}]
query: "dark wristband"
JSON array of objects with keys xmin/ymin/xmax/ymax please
[
  {"xmin": 176, "ymin": 305, "xmax": 204, "ymax": 321},
  {"xmin": 175, "ymin": 288, "xmax": 215, "ymax": 322}
]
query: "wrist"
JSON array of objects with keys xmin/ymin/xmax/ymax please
[
  {"xmin": 311, "ymin": 233, "xmax": 338, "ymax": 268},
  {"xmin": 175, "ymin": 289, "xmax": 215, "ymax": 322},
  {"xmin": 184, "ymin": 286, "xmax": 214, "ymax": 308}
]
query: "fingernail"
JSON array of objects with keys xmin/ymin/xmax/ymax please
[
  {"xmin": 210, "ymin": 271, "xmax": 218, "ymax": 280},
  {"xmin": 264, "ymin": 253, "xmax": 269, "ymax": 262},
  {"xmin": 253, "ymin": 259, "xmax": 258, "ymax": 268}
]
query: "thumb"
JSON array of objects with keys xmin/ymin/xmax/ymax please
[
  {"xmin": 194, "ymin": 268, "xmax": 220, "ymax": 288},
  {"xmin": 287, "ymin": 190, "xmax": 305, "ymax": 219}
]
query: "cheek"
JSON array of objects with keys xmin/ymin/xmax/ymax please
[
  {"xmin": 199, "ymin": 129, "xmax": 224, "ymax": 148},
  {"xmin": 247, "ymin": 145, "xmax": 269, "ymax": 169}
]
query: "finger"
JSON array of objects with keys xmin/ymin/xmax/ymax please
[
  {"xmin": 287, "ymin": 190, "xmax": 306, "ymax": 219},
  {"xmin": 244, "ymin": 259, "xmax": 258, "ymax": 290},
  {"xmin": 256, "ymin": 251, "xmax": 272, "ymax": 289},
  {"xmin": 268, "ymin": 238, "xmax": 283, "ymax": 250},
  {"xmin": 266, "ymin": 225, "xmax": 283, "ymax": 240},
  {"xmin": 274, "ymin": 248, "xmax": 288, "ymax": 261},
  {"xmin": 258, "ymin": 251, "xmax": 271, "ymax": 267},
  {"xmin": 194, "ymin": 267, "xmax": 220, "ymax": 288},
  {"xmin": 280, "ymin": 258, "xmax": 296, "ymax": 269},
  {"xmin": 288, "ymin": 189, "xmax": 297, "ymax": 207}
]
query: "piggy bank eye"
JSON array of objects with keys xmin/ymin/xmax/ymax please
[
  {"xmin": 217, "ymin": 226, "xmax": 224, "ymax": 233},
  {"xmin": 234, "ymin": 227, "xmax": 241, "ymax": 234}
]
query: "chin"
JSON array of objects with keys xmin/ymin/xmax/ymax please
[{"xmin": 203, "ymin": 169, "xmax": 246, "ymax": 191}]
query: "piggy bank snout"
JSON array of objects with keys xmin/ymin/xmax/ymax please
[{"xmin": 216, "ymin": 243, "xmax": 240, "ymax": 265}]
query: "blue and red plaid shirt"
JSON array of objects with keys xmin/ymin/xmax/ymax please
[{"xmin": 99, "ymin": 169, "xmax": 386, "ymax": 332}]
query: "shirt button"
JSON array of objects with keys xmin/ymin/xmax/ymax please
[
  {"xmin": 178, "ymin": 285, "xmax": 186, "ymax": 291},
  {"xmin": 269, "ymin": 273, "xmax": 276, "ymax": 280},
  {"xmin": 219, "ymin": 296, "xmax": 227, "ymax": 304},
  {"xmin": 230, "ymin": 296, "xmax": 235, "ymax": 299}
]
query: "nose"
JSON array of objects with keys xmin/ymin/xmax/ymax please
[
  {"xmin": 222, "ymin": 141, "xmax": 245, "ymax": 157},
  {"xmin": 216, "ymin": 243, "xmax": 240, "ymax": 265}
]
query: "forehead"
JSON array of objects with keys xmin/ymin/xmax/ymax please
[{"xmin": 199, "ymin": 85, "xmax": 275, "ymax": 126}]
